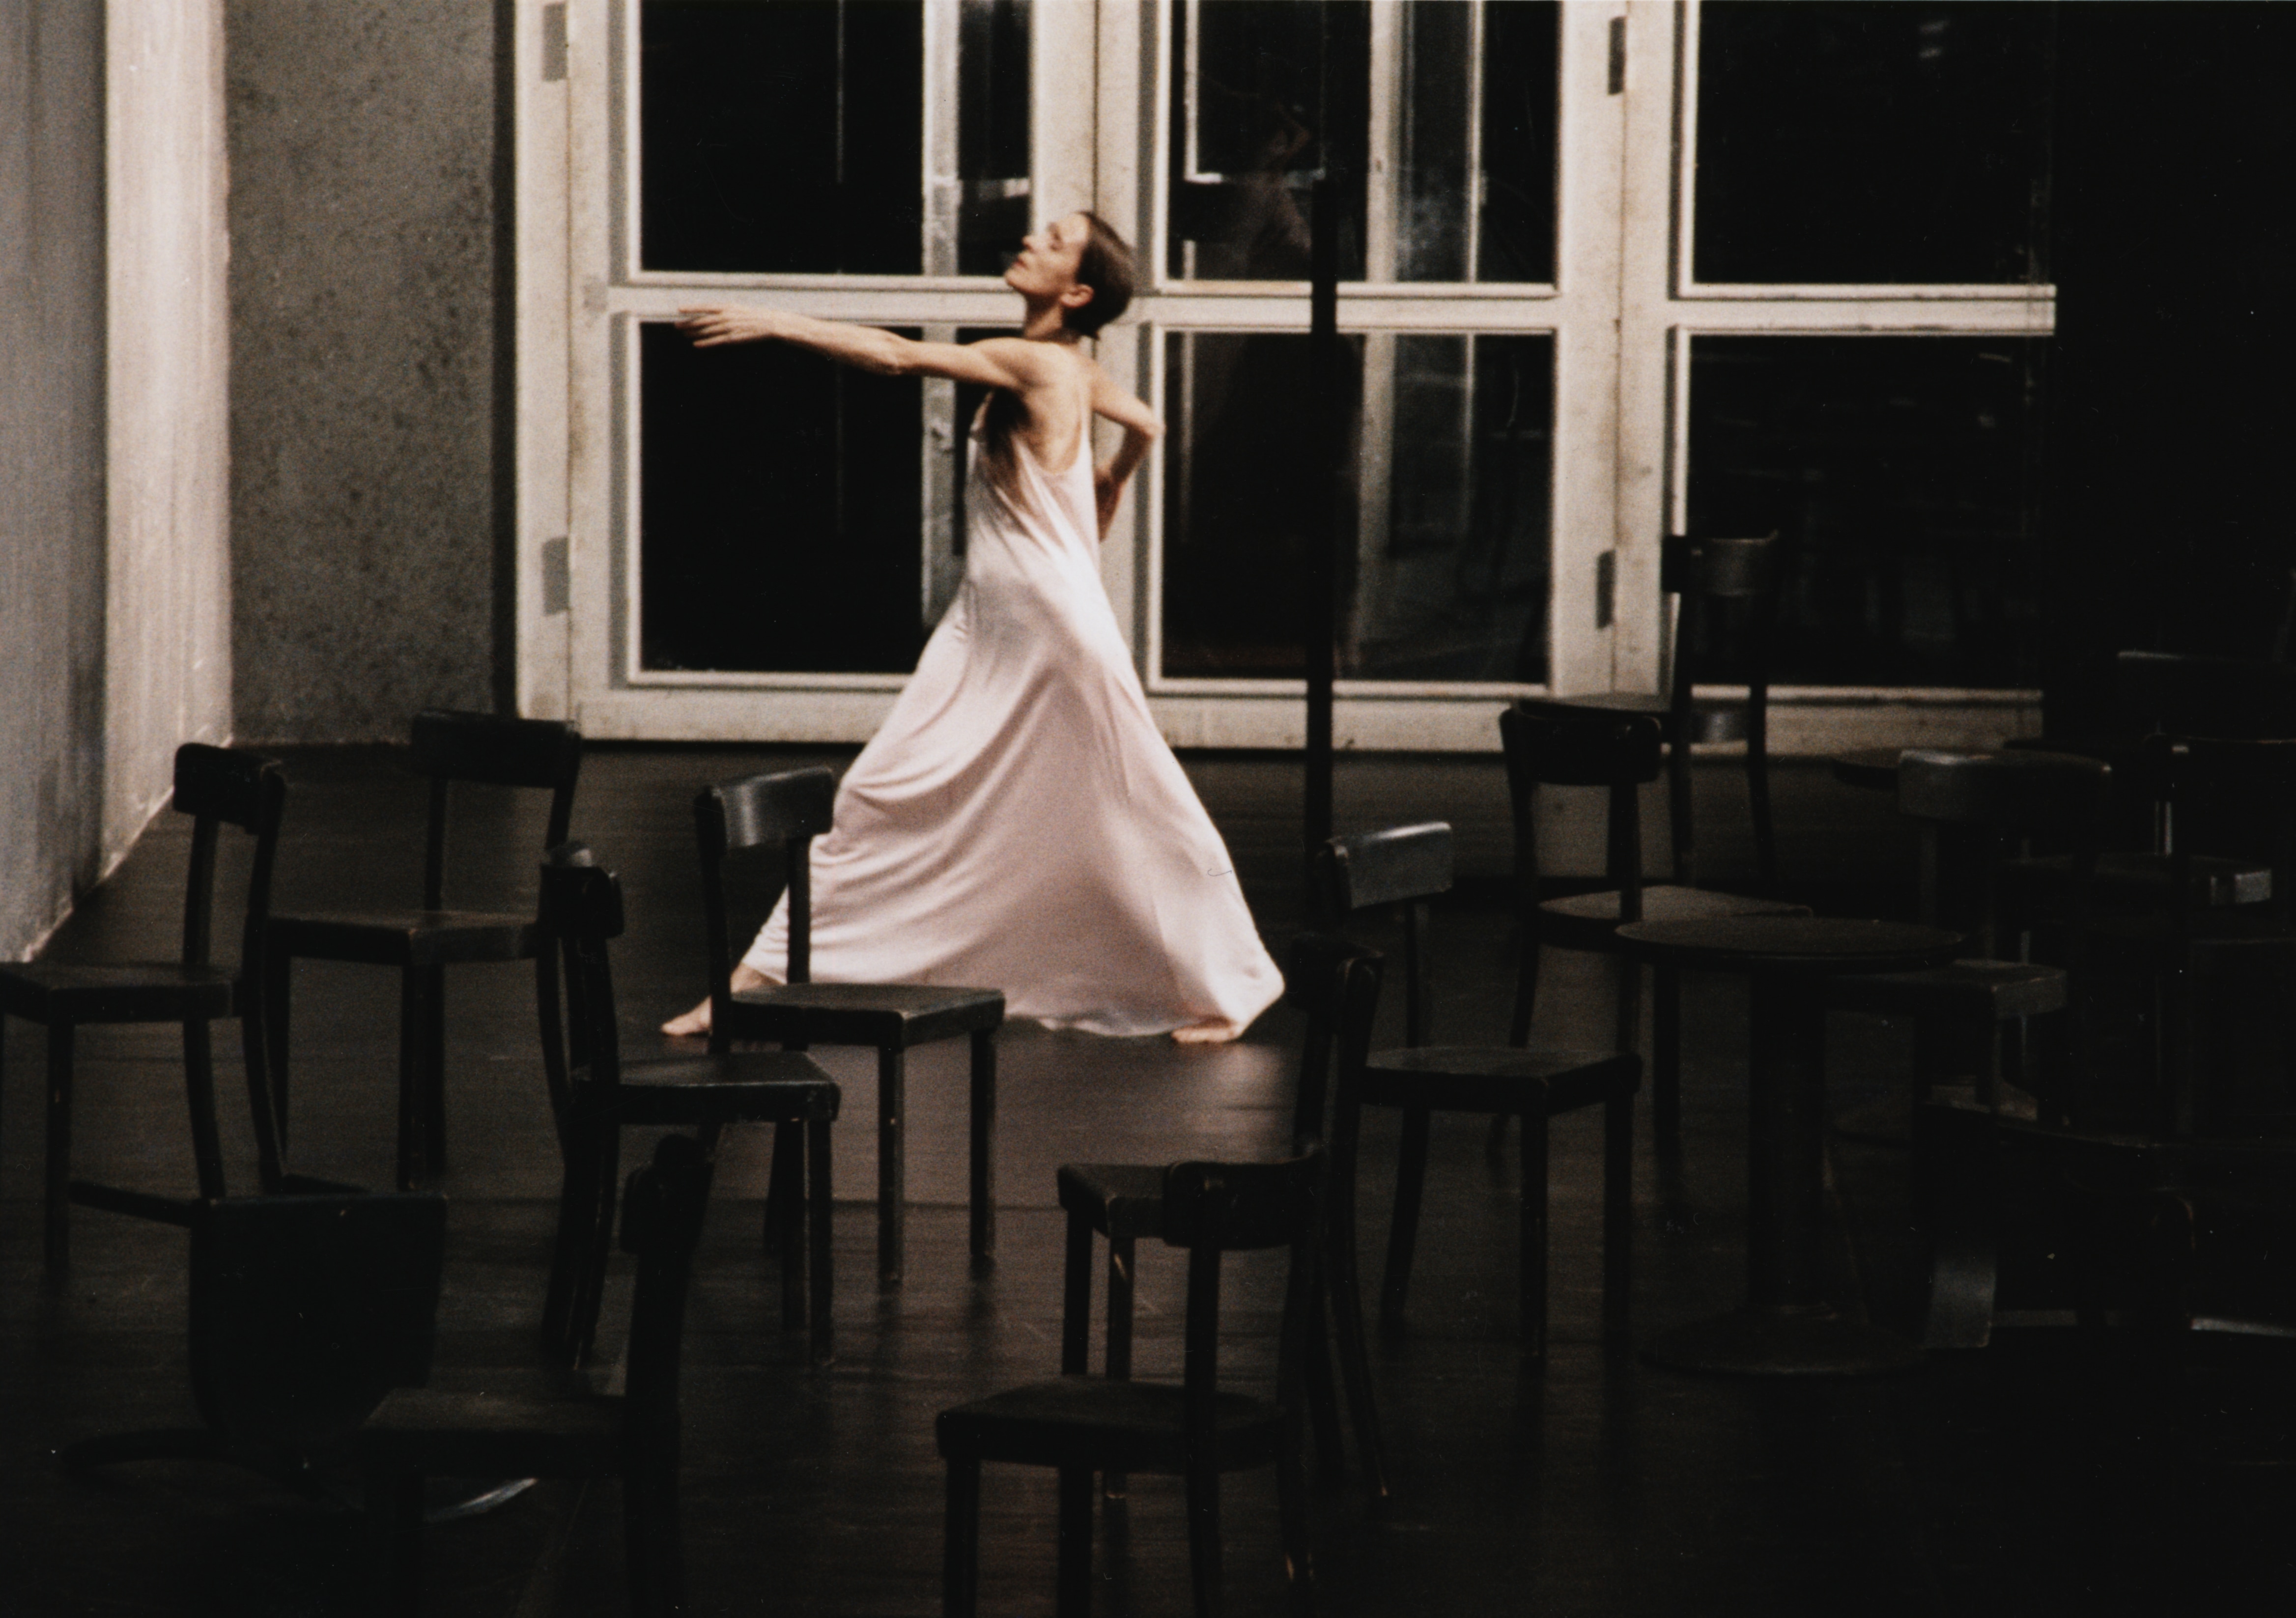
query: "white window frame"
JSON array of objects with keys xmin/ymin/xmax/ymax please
[{"xmin": 523, "ymin": 0, "xmax": 2054, "ymax": 751}]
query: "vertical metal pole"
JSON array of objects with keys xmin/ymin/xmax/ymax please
[{"xmin": 1304, "ymin": 176, "xmax": 1340, "ymax": 889}]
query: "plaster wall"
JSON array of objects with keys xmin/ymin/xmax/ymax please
[
  {"xmin": 227, "ymin": 0, "xmax": 501, "ymax": 743},
  {"xmin": 0, "ymin": 3, "xmax": 108, "ymax": 959},
  {"xmin": 106, "ymin": 0, "xmax": 233, "ymax": 850}
]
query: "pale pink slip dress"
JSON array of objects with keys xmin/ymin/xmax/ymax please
[{"xmin": 740, "ymin": 362, "xmax": 1283, "ymax": 1037}]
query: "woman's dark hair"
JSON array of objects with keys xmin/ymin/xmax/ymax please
[{"xmin": 1062, "ymin": 212, "xmax": 1136, "ymax": 337}]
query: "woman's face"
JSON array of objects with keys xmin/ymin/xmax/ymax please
[{"xmin": 1006, "ymin": 213, "xmax": 1093, "ymax": 304}]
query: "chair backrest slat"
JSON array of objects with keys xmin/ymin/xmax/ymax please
[
  {"xmin": 1499, "ymin": 710, "xmax": 1663, "ymax": 924},
  {"xmin": 1319, "ymin": 822, "xmax": 1453, "ymax": 913},
  {"xmin": 404, "ymin": 711, "xmax": 583, "ymax": 908},
  {"xmin": 697, "ymin": 768, "xmax": 838, "ymax": 1018}
]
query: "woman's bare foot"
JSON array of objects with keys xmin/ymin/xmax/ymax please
[
  {"xmin": 1171, "ymin": 1018, "xmax": 1244, "ymax": 1045},
  {"xmin": 659, "ymin": 964, "xmax": 773, "ymax": 1037}
]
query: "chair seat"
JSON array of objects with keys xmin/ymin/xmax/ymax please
[
  {"xmin": 358, "ymin": 1386, "xmax": 626, "ymax": 1477},
  {"xmin": 269, "ymin": 908, "xmax": 542, "ymax": 968},
  {"xmin": 1056, "ymin": 1164, "xmax": 1167, "ymax": 1242},
  {"xmin": 1826, "ymin": 959, "xmax": 2068, "ymax": 1021},
  {"xmin": 2002, "ymin": 852, "xmax": 2272, "ymax": 912},
  {"xmin": 1537, "ymin": 884, "xmax": 1806, "ymax": 952},
  {"xmin": 1359, "ymin": 1045, "xmax": 1641, "ymax": 1115},
  {"xmin": 0, "ymin": 961, "xmax": 238, "ymax": 1023},
  {"xmin": 605, "ymin": 1051, "xmax": 840, "ymax": 1126},
  {"xmin": 936, "ymin": 1375, "xmax": 1283, "ymax": 1474},
  {"xmin": 724, "ymin": 981, "xmax": 1005, "ymax": 1048}
]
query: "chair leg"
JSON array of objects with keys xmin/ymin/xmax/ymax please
[
  {"xmin": 542, "ymin": 1119, "xmax": 597, "ymax": 1365},
  {"xmin": 365, "ymin": 1465, "xmax": 424, "ymax": 1618},
  {"xmin": 1520, "ymin": 1107, "xmax": 1551, "ymax": 1368},
  {"xmin": 395, "ymin": 969, "xmax": 423, "ymax": 1190},
  {"xmin": 420, "ymin": 965, "xmax": 448, "ymax": 1172},
  {"xmin": 1061, "ymin": 1208, "xmax": 1094, "ymax": 1376},
  {"xmin": 943, "ymin": 1453, "xmax": 982, "ymax": 1618},
  {"xmin": 265, "ymin": 947, "xmax": 293, "ymax": 1152},
  {"xmin": 181, "ymin": 1018, "xmax": 227, "ymax": 1202},
  {"xmin": 773, "ymin": 1124, "xmax": 806, "ymax": 1334},
  {"xmin": 1277, "ymin": 1405, "xmax": 1317, "ymax": 1617},
  {"xmin": 1322, "ymin": 1128, "xmax": 1389, "ymax": 1504},
  {"xmin": 1379, "ymin": 1107, "xmax": 1432, "ymax": 1335},
  {"xmin": 626, "ymin": 1452, "xmax": 687, "ymax": 1618},
  {"xmin": 575, "ymin": 1128, "xmax": 627, "ymax": 1367},
  {"xmin": 1183, "ymin": 1450, "xmax": 1224, "ymax": 1618},
  {"xmin": 44, "ymin": 1020, "xmax": 74, "ymax": 1278},
  {"xmin": 969, "ymin": 1028, "xmax": 997, "ymax": 1264},
  {"xmin": 1651, "ymin": 965, "xmax": 1681, "ymax": 1148},
  {"xmin": 878, "ymin": 1045, "xmax": 907, "ymax": 1285},
  {"xmin": 1056, "ymin": 1466, "xmax": 1095, "ymax": 1618},
  {"xmin": 1300, "ymin": 1278, "xmax": 1345, "ymax": 1481},
  {"xmin": 808, "ymin": 1116, "xmax": 835, "ymax": 1368},
  {"xmin": 1747, "ymin": 721, "xmax": 1777, "ymax": 893},
  {"xmin": 1509, "ymin": 931, "xmax": 1541, "ymax": 1048},
  {"xmin": 1104, "ymin": 1232, "xmax": 1136, "ymax": 1499},
  {"xmin": 1668, "ymin": 731, "xmax": 1697, "ymax": 890},
  {"xmin": 1602, "ymin": 1086, "xmax": 1635, "ymax": 1353}
]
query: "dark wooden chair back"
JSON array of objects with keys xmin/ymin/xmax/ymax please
[
  {"xmin": 695, "ymin": 768, "xmax": 837, "ymax": 1014},
  {"xmin": 1499, "ymin": 709, "xmax": 1664, "ymax": 926},
  {"xmin": 2114, "ymin": 651, "xmax": 2296, "ymax": 742},
  {"xmin": 1897, "ymin": 750, "xmax": 2111, "ymax": 837},
  {"xmin": 188, "ymin": 1189, "xmax": 446, "ymax": 1448},
  {"xmin": 1161, "ymin": 1151, "xmax": 1327, "ymax": 1440},
  {"xmin": 1662, "ymin": 531, "xmax": 1785, "ymax": 741},
  {"xmin": 536, "ymin": 847, "xmax": 625, "ymax": 1136},
  {"xmin": 617, "ymin": 1133, "xmax": 714, "ymax": 1436},
  {"xmin": 1316, "ymin": 825, "xmax": 1446, "ymax": 1047},
  {"xmin": 2142, "ymin": 736, "xmax": 2296, "ymax": 929},
  {"xmin": 170, "ymin": 743, "xmax": 288, "ymax": 974},
  {"xmin": 405, "ymin": 709, "xmax": 583, "ymax": 910},
  {"xmin": 1280, "ymin": 935, "xmax": 1384, "ymax": 1151}
]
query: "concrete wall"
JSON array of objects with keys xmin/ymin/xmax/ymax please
[
  {"xmin": 107, "ymin": 0, "xmax": 233, "ymax": 849},
  {"xmin": 227, "ymin": 0, "xmax": 504, "ymax": 744},
  {"xmin": 1, "ymin": 3, "xmax": 108, "ymax": 959}
]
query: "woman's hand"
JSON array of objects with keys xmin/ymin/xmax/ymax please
[{"xmin": 676, "ymin": 305, "xmax": 786, "ymax": 347}]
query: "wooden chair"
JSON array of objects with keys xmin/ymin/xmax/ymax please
[
  {"xmin": 1318, "ymin": 823, "xmax": 1643, "ymax": 1363},
  {"xmin": 938, "ymin": 1151, "xmax": 1327, "ymax": 1618},
  {"xmin": 1499, "ymin": 708, "xmax": 1804, "ymax": 1147},
  {"xmin": 1056, "ymin": 937, "xmax": 1389, "ymax": 1503},
  {"xmin": 1515, "ymin": 530, "xmax": 1786, "ymax": 890},
  {"xmin": 61, "ymin": 1184, "xmax": 446, "ymax": 1498},
  {"xmin": 0, "ymin": 744, "xmax": 288, "ymax": 1275},
  {"xmin": 537, "ymin": 847, "xmax": 842, "ymax": 1368},
  {"xmin": 359, "ymin": 1132, "xmax": 712, "ymax": 1618},
  {"xmin": 265, "ymin": 709, "xmax": 582, "ymax": 1189},
  {"xmin": 696, "ymin": 767, "xmax": 1002, "ymax": 1284}
]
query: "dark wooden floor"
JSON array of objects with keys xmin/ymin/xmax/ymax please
[{"xmin": 3, "ymin": 748, "xmax": 2290, "ymax": 1615}]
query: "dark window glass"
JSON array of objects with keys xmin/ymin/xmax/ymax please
[
  {"xmin": 1168, "ymin": 1, "xmax": 1371, "ymax": 280},
  {"xmin": 641, "ymin": 0, "xmax": 925, "ymax": 274},
  {"xmin": 1695, "ymin": 2, "xmax": 2054, "ymax": 284},
  {"xmin": 956, "ymin": 0, "xmax": 1030, "ymax": 276},
  {"xmin": 1687, "ymin": 336, "xmax": 2048, "ymax": 687},
  {"xmin": 640, "ymin": 322, "xmax": 924, "ymax": 673},
  {"xmin": 1162, "ymin": 330, "xmax": 1550, "ymax": 682},
  {"xmin": 1475, "ymin": 0, "xmax": 1558, "ymax": 284},
  {"xmin": 1395, "ymin": 1, "xmax": 1473, "ymax": 281}
]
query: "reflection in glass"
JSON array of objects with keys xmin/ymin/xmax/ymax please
[
  {"xmin": 640, "ymin": 323, "xmax": 924, "ymax": 674},
  {"xmin": 1687, "ymin": 336, "xmax": 2047, "ymax": 687},
  {"xmin": 1162, "ymin": 332, "xmax": 1550, "ymax": 682},
  {"xmin": 1695, "ymin": 2, "xmax": 2055, "ymax": 284},
  {"xmin": 1168, "ymin": 1, "xmax": 1369, "ymax": 280},
  {"xmin": 1475, "ymin": 0, "xmax": 1557, "ymax": 283},
  {"xmin": 955, "ymin": 0, "xmax": 1030, "ymax": 276},
  {"xmin": 642, "ymin": 1, "xmax": 926, "ymax": 274}
]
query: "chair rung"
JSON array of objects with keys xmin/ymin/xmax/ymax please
[{"xmin": 66, "ymin": 1180, "xmax": 198, "ymax": 1226}]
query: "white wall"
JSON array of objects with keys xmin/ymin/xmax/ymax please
[{"xmin": 105, "ymin": 0, "xmax": 233, "ymax": 850}]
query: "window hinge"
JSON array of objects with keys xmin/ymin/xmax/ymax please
[
  {"xmin": 1608, "ymin": 17, "xmax": 1626, "ymax": 95},
  {"xmin": 541, "ymin": 538, "xmax": 569, "ymax": 616},
  {"xmin": 1596, "ymin": 549, "xmax": 1616, "ymax": 629}
]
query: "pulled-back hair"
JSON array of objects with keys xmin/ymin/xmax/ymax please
[{"xmin": 1063, "ymin": 212, "xmax": 1136, "ymax": 337}]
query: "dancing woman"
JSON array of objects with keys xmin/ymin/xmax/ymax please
[{"xmin": 665, "ymin": 213, "xmax": 1282, "ymax": 1043}]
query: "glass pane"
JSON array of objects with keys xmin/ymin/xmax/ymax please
[
  {"xmin": 1168, "ymin": 1, "xmax": 1371, "ymax": 280},
  {"xmin": 956, "ymin": 0, "xmax": 1031, "ymax": 276},
  {"xmin": 641, "ymin": 0, "xmax": 925, "ymax": 275},
  {"xmin": 639, "ymin": 322, "xmax": 925, "ymax": 673},
  {"xmin": 1162, "ymin": 330, "xmax": 1551, "ymax": 682},
  {"xmin": 1686, "ymin": 336, "xmax": 2048, "ymax": 687},
  {"xmin": 1474, "ymin": 0, "xmax": 1558, "ymax": 284},
  {"xmin": 1695, "ymin": 2, "xmax": 2054, "ymax": 284},
  {"xmin": 1393, "ymin": 2, "xmax": 1473, "ymax": 282}
]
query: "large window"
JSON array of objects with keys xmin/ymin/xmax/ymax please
[{"xmin": 527, "ymin": 1, "xmax": 2056, "ymax": 749}]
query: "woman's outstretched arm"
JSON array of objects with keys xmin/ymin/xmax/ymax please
[{"xmin": 677, "ymin": 306, "xmax": 1049, "ymax": 392}]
